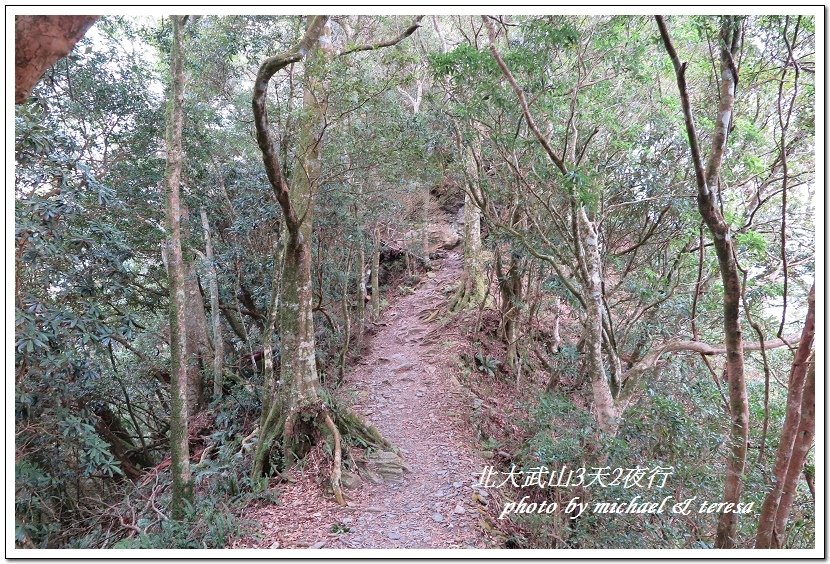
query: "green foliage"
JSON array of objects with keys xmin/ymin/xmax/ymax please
[
  {"xmin": 13, "ymin": 12, "xmax": 816, "ymax": 550},
  {"xmin": 113, "ymin": 498, "xmax": 247, "ymax": 549},
  {"xmin": 736, "ymin": 230, "xmax": 767, "ymax": 259},
  {"xmin": 474, "ymin": 353, "xmax": 501, "ymax": 377}
]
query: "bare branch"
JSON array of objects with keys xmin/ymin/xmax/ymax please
[
  {"xmin": 252, "ymin": 15, "xmax": 329, "ymax": 233},
  {"xmin": 338, "ymin": 16, "xmax": 424, "ymax": 57}
]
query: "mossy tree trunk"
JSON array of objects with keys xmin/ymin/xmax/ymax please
[
  {"xmin": 250, "ymin": 16, "xmax": 331, "ymax": 480},
  {"xmin": 163, "ymin": 14, "xmax": 193, "ymax": 521},
  {"xmin": 450, "ymin": 144, "xmax": 486, "ymax": 311},
  {"xmin": 249, "ymin": 15, "xmax": 423, "ymax": 499}
]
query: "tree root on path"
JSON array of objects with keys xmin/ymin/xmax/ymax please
[
  {"xmin": 251, "ymin": 399, "xmax": 395, "ymax": 505},
  {"xmin": 321, "ymin": 410, "xmax": 345, "ymax": 505},
  {"xmin": 448, "ymin": 273, "xmax": 486, "ymax": 313}
]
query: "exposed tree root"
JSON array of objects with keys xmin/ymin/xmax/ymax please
[
  {"xmin": 251, "ymin": 398, "xmax": 394, "ymax": 503},
  {"xmin": 322, "ymin": 411, "xmax": 345, "ymax": 505},
  {"xmin": 448, "ymin": 274, "xmax": 486, "ymax": 313}
]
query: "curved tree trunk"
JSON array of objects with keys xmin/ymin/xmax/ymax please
[
  {"xmin": 248, "ymin": 16, "xmax": 422, "ymax": 499},
  {"xmin": 15, "ymin": 15, "xmax": 98, "ymax": 104},
  {"xmin": 250, "ymin": 16, "xmax": 330, "ymax": 479}
]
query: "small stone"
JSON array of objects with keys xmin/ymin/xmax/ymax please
[
  {"xmin": 310, "ymin": 540, "xmax": 326, "ymax": 549},
  {"xmin": 431, "ymin": 513, "xmax": 444, "ymax": 522},
  {"xmin": 453, "ymin": 481, "xmax": 463, "ymax": 488},
  {"xmin": 454, "ymin": 503, "xmax": 466, "ymax": 514},
  {"xmin": 387, "ymin": 531, "xmax": 401, "ymax": 540}
]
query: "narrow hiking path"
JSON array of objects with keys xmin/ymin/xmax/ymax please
[{"xmin": 236, "ymin": 250, "xmax": 493, "ymax": 549}]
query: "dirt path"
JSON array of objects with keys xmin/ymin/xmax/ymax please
[{"xmin": 237, "ymin": 251, "xmax": 491, "ymax": 549}]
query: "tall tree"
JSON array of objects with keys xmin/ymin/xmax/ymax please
[
  {"xmin": 163, "ymin": 14, "xmax": 194, "ymax": 520},
  {"xmin": 249, "ymin": 16, "xmax": 423, "ymax": 495},
  {"xmin": 656, "ymin": 15, "xmax": 748, "ymax": 548}
]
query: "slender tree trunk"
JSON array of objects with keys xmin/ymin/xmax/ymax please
[
  {"xmin": 482, "ymin": 17, "xmax": 615, "ymax": 436},
  {"xmin": 200, "ymin": 208, "xmax": 224, "ymax": 400},
  {"xmin": 248, "ymin": 15, "xmax": 421, "ymax": 499},
  {"xmin": 357, "ymin": 244, "xmax": 366, "ymax": 337},
  {"xmin": 657, "ymin": 16, "xmax": 747, "ymax": 547},
  {"xmin": 183, "ymin": 260, "xmax": 209, "ymax": 414},
  {"xmin": 339, "ymin": 251, "xmax": 353, "ymax": 380},
  {"xmin": 163, "ymin": 14, "xmax": 193, "ymax": 520},
  {"xmin": 756, "ymin": 285, "xmax": 815, "ymax": 548},
  {"xmin": 371, "ymin": 227, "xmax": 380, "ymax": 320},
  {"xmin": 771, "ymin": 354, "xmax": 815, "ymax": 548},
  {"xmin": 250, "ymin": 237, "xmax": 284, "ymax": 478}
]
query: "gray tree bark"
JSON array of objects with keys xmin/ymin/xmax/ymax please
[{"xmin": 163, "ymin": 14, "xmax": 193, "ymax": 521}]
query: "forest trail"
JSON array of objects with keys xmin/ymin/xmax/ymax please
[{"xmin": 239, "ymin": 250, "xmax": 492, "ymax": 549}]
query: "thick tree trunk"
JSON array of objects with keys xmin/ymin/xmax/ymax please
[
  {"xmin": 248, "ymin": 16, "xmax": 420, "ymax": 500},
  {"xmin": 250, "ymin": 16, "xmax": 333, "ymax": 481},
  {"xmin": 163, "ymin": 14, "xmax": 193, "ymax": 521},
  {"xmin": 15, "ymin": 15, "xmax": 98, "ymax": 104},
  {"xmin": 756, "ymin": 285, "xmax": 815, "ymax": 548},
  {"xmin": 450, "ymin": 145, "xmax": 486, "ymax": 311}
]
